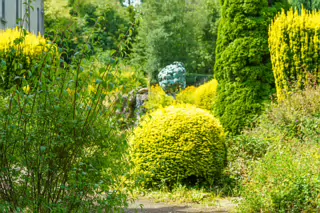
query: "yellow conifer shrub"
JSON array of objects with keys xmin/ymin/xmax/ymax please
[
  {"xmin": 269, "ymin": 8, "xmax": 320, "ymax": 101},
  {"xmin": 175, "ymin": 85, "xmax": 196, "ymax": 104},
  {"xmin": 194, "ymin": 79, "xmax": 218, "ymax": 111},
  {"xmin": 130, "ymin": 104, "xmax": 226, "ymax": 187},
  {"xmin": 176, "ymin": 79, "xmax": 218, "ymax": 111}
]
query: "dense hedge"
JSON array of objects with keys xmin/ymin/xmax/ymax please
[
  {"xmin": 213, "ymin": 0, "xmax": 284, "ymax": 134},
  {"xmin": 130, "ymin": 104, "xmax": 226, "ymax": 187},
  {"xmin": 269, "ymin": 8, "xmax": 320, "ymax": 101}
]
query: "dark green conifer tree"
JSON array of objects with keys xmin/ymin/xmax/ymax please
[{"xmin": 213, "ymin": 0, "xmax": 286, "ymax": 134}]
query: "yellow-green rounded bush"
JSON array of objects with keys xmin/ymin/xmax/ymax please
[{"xmin": 130, "ymin": 104, "xmax": 226, "ymax": 187}]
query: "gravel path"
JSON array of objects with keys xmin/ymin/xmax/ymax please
[{"xmin": 126, "ymin": 198, "xmax": 237, "ymax": 213}]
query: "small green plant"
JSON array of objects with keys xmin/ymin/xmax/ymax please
[
  {"xmin": 239, "ymin": 144, "xmax": 320, "ymax": 212},
  {"xmin": 226, "ymin": 86, "xmax": 320, "ymax": 198},
  {"xmin": 130, "ymin": 104, "xmax": 227, "ymax": 188}
]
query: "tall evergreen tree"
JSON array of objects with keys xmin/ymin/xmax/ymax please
[
  {"xmin": 213, "ymin": 0, "xmax": 286, "ymax": 134},
  {"xmin": 130, "ymin": 0, "xmax": 217, "ymax": 81}
]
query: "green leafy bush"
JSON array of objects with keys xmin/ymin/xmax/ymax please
[
  {"xmin": 226, "ymin": 86, "xmax": 320, "ymax": 197},
  {"xmin": 0, "ymin": 28, "xmax": 129, "ymax": 211},
  {"xmin": 213, "ymin": 0, "xmax": 285, "ymax": 134},
  {"xmin": 130, "ymin": 104, "xmax": 226, "ymax": 188},
  {"xmin": 239, "ymin": 144, "xmax": 320, "ymax": 212}
]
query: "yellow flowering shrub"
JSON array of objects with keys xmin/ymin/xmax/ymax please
[
  {"xmin": 269, "ymin": 8, "xmax": 320, "ymax": 101},
  {"xmin": 0, "ymin": 28, "xmax": 49, "ymax": 57},
  {"xmin": 130, "ymin": 104, "xmax": 226, "ymax": 187},
  {"xmin": 0, "ymin": 28, "xmax": 57, "ymax": 90}
]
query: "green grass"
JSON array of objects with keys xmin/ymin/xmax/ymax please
[{"xmin": 133, "ymin": 184, "xmax": 225, "ymax": 205}]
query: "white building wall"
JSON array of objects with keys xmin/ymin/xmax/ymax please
[{"xmin": 0, "ymin": 0, "xmax": 44, "ymax": 35}]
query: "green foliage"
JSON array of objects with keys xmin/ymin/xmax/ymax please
[
  {"xmin": 239, "ymin": 144, "xmax": 320, "ymax": 212},
  {"xmin": 144, "ymin": 85, "xmax": 175, "ymax": 112},
  {"xmin": 0, "ymin": 28, "xmax": 129, "ymax": 211},
  {"xmin": 45, "ymin": 0, "xmax": 135, "ymax": 63},
  {"xmin": 130, "ymin": 104, "xmax": 226, "ymax": 188},
  {"xmin": 213, "ymin": 0, "xmax": 285, "ymax": 134},
  {"xmin": 287, "ymin": 0, "xmax": 320, "ymax": 10},
  {"xmin": 130, "ymin": 0, "xmax": 219, "ymax": 79},
  {"xmin": 226, "ymin": 86, "xmax": 320, "ymax": 197}
]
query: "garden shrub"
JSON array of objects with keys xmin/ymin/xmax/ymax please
[
  {"xmin": 226, "ymin": 86, "xmax": 320, "ymax": 196},
  {"xmin": 144, "ymin": 84, "xmax": 175, "ymax": 112},
  {"xmin": 193, "ymin": 79, "xmax": 218, "ymax": 111},
  {"xmin": 0, "ymin": 28, "xmax": 129, "ymax": 211},
  {"xmin": 269, "ymin": 8, "xmax": 320, "ymax": 101},
  {"xmin": 239, "ymin": 144, "xmax": 320, "ymax": 212},
  {"xmin": 0, "ymin": 28, "xmax": 57, "ymax": 90},
  {"xmin": 130, "ymin": 104, "xmax": 226, "ymax": 188},
  {"xmin": 176, "ymin": 79, "xmax": 218, "ymax": 111},
  {"xmin": 175, "ymin": 85, "xmax": 196, "ymax": 105},
  {"xmin": 213, "ymin": 0, "xmax": 284, "ymax": 134}
]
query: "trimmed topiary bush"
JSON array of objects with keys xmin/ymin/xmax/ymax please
[
  {"xmin": 269, "ymin": 8, "xmax": 320, "ymax": 101},
  {"xmin": 213, "ymin": 0, "xmax": 285, "ymax": 134},
  {"xmin": 130, "ymin": 104, "xmax": 226, "ymax": 188}
]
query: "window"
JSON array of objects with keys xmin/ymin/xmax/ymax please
[
  {"xmin": 37, "ymin": 7, "xmax": 39, "ymax": 34},
  {"xmin": 1, "ymin": 0, "xmax": 5, "ymax": 19}
]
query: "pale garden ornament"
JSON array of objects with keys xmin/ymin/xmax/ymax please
[{"xmin": 158, "ymin": 62, "xmax": 186, "ymax": 94}]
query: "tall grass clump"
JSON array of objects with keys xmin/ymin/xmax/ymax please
[{"xmin": 0, "ymin": 27, "xmax": 129, "ymax": 211}]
